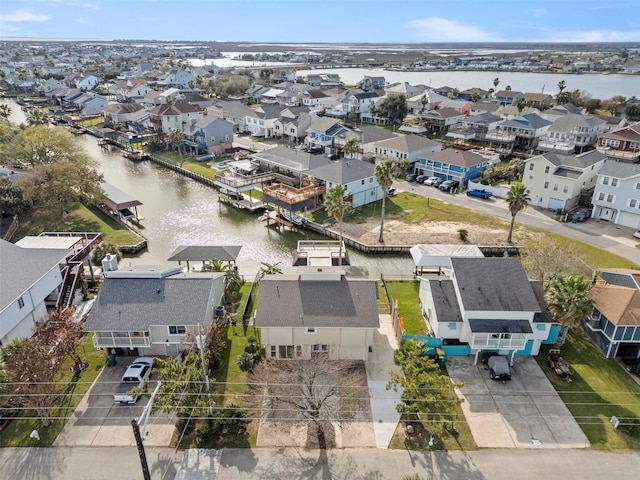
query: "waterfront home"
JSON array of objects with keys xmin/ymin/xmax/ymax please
[
  {"xmin": 416, "ymin": 255, "xmax": 555, "ymax": 363},
  {"xmin": 84, "ymin": 264, "xmax": 224, "ymax": 357},
  {"xmin": 538, "ymin": 114, "xmax": 607, "ymax": 154},
  {"xmin": 493, "ymin": 90, "xmax": 524, "ymax": 106},
  {"xmin": 584, "ymin": 268, "xmax": 640, "ymax": 359},
  {"xmin": 148, "ymin": 99, "xmax": 203, "ymax": 135},
  {"xmin": 419, "ymin": 108, "xmax": 467, "ymax": 134},
  {"xmin": 305, "ymin": 117, "xmax": 350, "ymax": 151},
  {"xmin": 414, "ymin": 147, "xmax": 499, "ymax": 187},
  {"xmin": 371, "ymin": 135, "xmax": 442, "ymax": 170},
  {"xmin": 273, "ymin": 109, "xmax": 315, "ymax": 144},
  {"xmin": 522, "ymin": 92, "xmax": 553, "ymax": 110},
  {"xmin": 591, "ymin": 159, "xmax": 640, "ymax": 227},
  {"xmin": 357, "ymin": 75, "xmax": 385, "ymax": 91},
  {"xmin": 523, "ymin": 150, "xmax": 606, "ymax": 212},
  {"xmin": 244, "ymin": 104, "xmax": 310, "ymax": 138},
  {"xmin": 181, "ymin": 116, "xmax": 234, "ymax": 157},
  {"xmin": 446, "ymin": 112, "xmax": 502, "ymax": 141},
  {"xmin": 596, "ymin": 121, "xmax": 640, "ymax": 162},
  {"xmin": 206, "ymin": 100, "xmax": 254, "ymax": 133},
  {"xmin": 256, "ymin": 265, "xmax": 379, "ymax": 361},
  {"xmin": 110, "ymin": 78, "xmax": 155, "ymax": 102},
  {"xmin": 485, "ymin": 113, "xmax": 552, "ymax": 151}
]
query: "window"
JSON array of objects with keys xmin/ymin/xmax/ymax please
[
  {"xmin": 635, "ymin": 182, "xmax": 640, "ymax": 190},
  {"xmin": 553, "ymin": 184, "xmax": 558, "ymax": 191},
  {"xmin": 611, "ymin": 178, "xmax": 618, "ymax": 187},
  {"xmin": 607, "ymin": 194, "xmax": 614, "ymax": 203},
  {"xmin": 630, "ymin": 199, "xmax": 637, "ymax": 208},
  {"xmin": 544, "ymin": 181, "xmax": 549, "ymax": 189},
  {"xmin": 312, "ymin": 344, "xmax": 329, "ymax": 353},
  {"xmin": 537, "ymin": 324, "xmax": 546, "ymax": 331},
  {"xmin": 306, "ymin": 327, "xmax": 316, "ymax": 334},
  {"xmin": 598, "ymin": 192, "xmax": 606, "ymax": 201},
  {"xmin": 168, "ymin": 325, "xmax": 186, "ymax": 335},
  {"xmin": 278, "ymin": 345, "xmax": 294, "ymax": 359},
  {"xmin": 361, "ymin": 179, "xmax": 365, "ymax": 185},
  {"xmin": 602, "ymin": 177, "xmax": 609, "ymax": 186},
  {"xmin": 448, "ymin": 323, "xmax": 457, "ymax": 330},
  {"xmin": 544, "ymin": 166, "xmax": 550, "ymax": 173},
  {"xmin": 529, "ymin": 163, "xmax": 534, "ymax": 171},
  {"xmin": 18, "ymin": 296, "xmax": 25, "ymax": 308},
  {"xmin": 270, "ymin": 345, "xmax": 276, "ymax": 358},
  {"xmin": 296, "ymin": 345, "xmax": 303, "ymax": 357},
  {"xmin": 563, "ymin": 185, "xmax": 568, "ymax": 193}
]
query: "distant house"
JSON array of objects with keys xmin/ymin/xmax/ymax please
[
  {"xmin": 417, "ymin": 256, "xmax": 555, "ymax": 362},
  {"xmin": 523, "ymin": 93, "xmax": 553, "ymax": 110},
  {"xmin": 256, "ymin": 265, "xmax": 379, "ymax": 361},
  {"xmin": 206, "ymin": 100, "xmax": 254, "ymax": 133},
  {"xmin": 273, "ymin": 110, "xmax": 315, "ymax": 143},
  {"xmin": 485, "ymin": 113, "xmax": 552, "ymax": 150},
  {"xmin": 446, "ymin": 112, "xmax": 502, "ymax": 141},
  {"xmin": 371, "ymin": 134, "xmax": 442, "ymax": 170},
  {"xmin": 305, "ymin": 117, "xmax": 349, "ymax": 151},
  {"xmin": 523, "ymin": 150, "xmax": 606, "ymax": 212},
  {"xmin": 357, "ymin": 75, "xmax": 385, "ymax": 91},
  {"xmin": 74, "ymin": 74, "xmax": 99, "ymax": 91},
  {"xmin": 596, "ymin": 121, "xmax": 640, "ymax": 162},
  {"xmin": 415, "ymin": 147, "xmax": 499, "ymax": 186},
  {"xmin": 112, "ymin": 78, "xmax": 155, "ymax": 102},
  {"xmin": 305, "ymin": 73, "xmax": 341, "ymax": 87},
  {"xmin": 584, "ymin": 269, "xmax": 640, "ymax": 358},
  {"xmin": 148, "ymin": 99, "xmax": 203, "ymax": 134},
  {"xmin": 181, "ymin": 116, "xmax": 234, "ymax": 157},
  {"xmin": 494, "ymin": 90, "xmax": 524, "ymax": 106},
  {"xmin": 84, "ymin": 265, "xmax": 225, "ymax": 357},
  {"xmin": 419, "ymin": 108, "xmax": 466, "ymax": 134},
  {"xmin": 591, "ymin": 159, "xmax": 640, "ymax": 227}
]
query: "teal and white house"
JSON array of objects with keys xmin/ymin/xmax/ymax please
[{"xmin": 415, "ymin": 148, "xmax": 499, "ymax": 186}]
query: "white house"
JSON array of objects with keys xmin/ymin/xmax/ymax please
[
  {"xmin": 0, "ymin": 240, "xmax": 70, "ymax": 346},
  {"xmin": 74, "ymin": 74, "xmax": 98, "ymax": 91},
  {"xmin": 537, "ymin": 114, "xmax": 607, "ymax": 154},
  {"xmin": 524, "ymin": 150, "xmax": 607, "ymax": 212},
  {"xmin": 591, "ymin": 159, "xmax": 640, "ymax": 227},
  {"xmin": 84, "ymin": 265, "xmax": 225, "ymax": 357},
  {"xmin": 371, "ymin": 134, "xmax": 442, "ymax": 169},
  {"xmin": 417, "ymin": 256, "xmax": 555, "ymax": 362},
  {"xmin": 255, "ymin": 266, "xmax": 379, "ymax": 361}
]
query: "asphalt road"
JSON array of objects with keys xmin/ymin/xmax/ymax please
[
  {"xmin": 2, "ymin": 446, "xmax": 640, "ymax": 480},
  {"xmin": 394, "ymin": 179, "xmax": 640, "ymax": 266}
]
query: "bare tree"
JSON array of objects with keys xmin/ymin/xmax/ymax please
[
  {"xmin": 521, "ymin": 236, "xmax": 589, "ymax": 286},
  {"xmin": 248, "ymin": 357, "xmax": 369, "ymax": 447}
]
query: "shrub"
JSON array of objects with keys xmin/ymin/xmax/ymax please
[
  {"xmin": 237, "ymin": 352, "xmax": 257, "ymax": 372},
  {"xmin": 196, "ymin": 405, "xmax": 248, "ymax": 444},
  {"xmin": 175, "ymin": 414, "xmax": 194, "ymax": 435},
  {"xmin": 458, "ymin": 229, "xmax": 469, "ymax": 242}
]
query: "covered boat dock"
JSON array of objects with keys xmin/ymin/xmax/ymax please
[{"xmin": 100, "ymin": 181, "xmax": 143, "ymax": 222}]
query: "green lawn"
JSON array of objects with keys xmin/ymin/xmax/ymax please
[
  {"xmin": 383, "ymin": 280, "xmax": 426, "ymax": 335},
  {"xmin": 535, "ymin": 332, "xmax": 640, "ymax": 450},
  {"xmin": 0, "ymin": 334, "xmax": 106, "ymax": 447},
  {"xmin": 19, "ymin": 203, "xmax": 141, "ymax": 246}
]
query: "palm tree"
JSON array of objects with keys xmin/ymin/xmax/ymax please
[
  {"xmin": 168, "ymin": 128, "xmax": 184, "ymax": 166},
  {"xmin": 323, "ymin": 184, "xmax": 352, "ymax": 265},
  {"xmin": 515, "ymin": 96, "xmax": 526, "ymax": 114},
  {"xmin": 259, "ymin": 262, "xmax": 283, "ymax": 278},
  {"xmin": 546, "ymin": 275, "xmax": 593, "ymax": 346},
  {"xmin": 0, "ymin": 104, "xmax": 12, "ymax": 123},
  {"xmin": 201, "ymin": 259, "xmax": 229, "ymax": 272},
  {"xmin": 375, "ymin": 159, "xmax": 397, "ymax": 243},
  {"xmin": 493, "ymin": 77, "xmax": 500, "ymax": 90},
  {"xmin": 342, "ymin": 137, "xmax": 359, "ymax": 159},
  {"xmin": 26, "ymin": 108, "xmax": 48, "ymax": 126},
  {"xmin": 505, "ymin": 183, "xmax": 530, "ymax": 244}
]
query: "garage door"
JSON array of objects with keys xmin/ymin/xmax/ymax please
[
  {"xmin": 548, "ymin": 197, "xmax": 564, "ymax": 210},
  {"xmin": 617, "ymin": 211, "xmax": 640, "ymax": 229}
]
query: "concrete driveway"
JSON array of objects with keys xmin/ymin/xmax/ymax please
[
  {"xmin": 54, "ymin": 357, "xmax": 174, "ymax": 447},
  {"xmin": 447, "ymin": 355, "xmax": 589, "ymax": 449}
]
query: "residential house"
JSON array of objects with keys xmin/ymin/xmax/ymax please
[
  {"xmin": 584, "ymin": 269, "xmax": 640, "ymax": 358},
  {"xmin": 339, "ymin": 90, "xmax": 380, "ymax": 119},
  {"xmin": 357, "ymin": 75, "xmax": 385, "ymax": 91},
  {"xmin": 523, "ymin": 150, "xmax": 606, "ymax": 211},
  {"xmin": 542, "ymin": 103, "xmax": 585, "ymax": 123},
  {"xmin": 591, "ymin": 159, "xmax": 640, "ymax": 227},
  {"xmin": 596, "ymin": 121, "xmax": 640, "ymax": 162},
  {"xmin": 417, "ymin": 256, "xmax": 555, "ymax": 362},
  {"xmin": 305, "ymin": 117, "xmax": 350, "ymax": 151},
  {"xmin": 415, "ymin": 147, "xmax": 499, "ymax": 186},
  {"xmin": 148, "ymin": 99, "xmax": 203, "ymax": 134},
  {"xmin": 537, "ymin": 114, "xmax": 607, "ymax": 154},
  {"xmin": 84, "ymin": 265, "xmax": 225, "ymax": 357},
  {"xmin": 41, "ymin": 78, "xmax": 64, "ymax": 94},
  {"xmin": 305, "ymin": 73, "xmax": 341, "ymax": 87},
  {"xmin": 298, "ymin": 89, "xmax": 334, "ymax": 111},
  {"xmin": 446, "ymin": 112, "xmax": 502, "ymax": 141},
  {"xmin": 273, "ymin": 109, "xmax": 315, "ymax": 143},
  {"xmin": 371, "ymin": 135, "xmax": 442, "ymax": 170},
  {"xmin": 157, "ymin": 69, "xmax": 196, "ymax": 90},
  {"xmin": 102, "ymin": 102, "xmax": 146, "ymax": 129},
  {"xmin": 111, "ymin": 78, "xmax": 154, "ymax": 102},
  {"xmin": 458, "ymin": 87, "xmax": 490, "ymax": 101},
  {"xmin": 433, "ymin": 86, "xmax": 455, "ymax": 98},
  {"xmin": 523, "ymin": 93, "xmax": 553, "ymax": 110},
  {"xmin": 72, "ymin": 92, "xmax": 108, "ymax": 115},
  {"xmin": 256, "ymin": 265, "xmax": 379, "ymax": 361},
  {"xmin": 244, "ymin": 104, "xmax": 309, "ymax": 139},
  {"xmin": 385, "ymin": 82, "xmax": 422, "ymax": 97},
  {"xmin": 0, "ymin": 237, "xmax": 85, "ymax": 345},
  {"xmin": 73, "ymin": 74, "xmax": 99, "ymax": 91},
  {"xmin": 182, "ymin": 116, "xmax": 234, "ymax": 157},
  {"xmin": 206, "ymin": 100, "xmax": 254, "ymax": 132},
  {"xmin": 420, "ymin": 108, "xmax": 466, "ymax": 134},
  {"xmin": 485, "ymin": 113, "xmax": 552, "ymax": 150},
  {"xmin": 494, "ymin": 90, "xmax": 524, "ymax": 106},
  {"xmin": 245, "ymin": 84, "xmax": 269, "ymax": 103},
  {"xmin": 495, "ymin": 105, "xmax": 540, "ymax": 120}
]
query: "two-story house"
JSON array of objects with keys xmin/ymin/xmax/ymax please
[
  {"xmin": 596, "ymin": 121, "xmax": 640, "ymax": 162},
  {"xmin": 206, "ymin": 100, "xmax": 254, "ymax": 133},
  {"xmin": 256, "ymin": 265, "xmax": 379, "ymax": 361},
  {"xmin": 84, "ymin": 264, "xmax": 225, "ymax": 357},
  {"xmin": 244, "ymin": 105, "xmax": 309, "ymax": 139},
  {"xmin": 417, "ymin": 256, "xmax": 555, "ymax": 363},
  {"xmin": 584, "ymin": 268, "xmax": 640, "ymax": 359},
  {"xmin": 182, "ymin": 116, "xmax": 234, "ymax": 157},
  {"xmin": 357, "ymin": 76, "xmax": 385, "ymax": 91},
  {"xmin": 522, "ymin": 93, "xmax": 553, "ymax": 110},
  {"xmin": 494, "ymin": 90, "xmax": 524, "ymax": 106},
  {"xmin": 485, "ymin": 113, "xmax": 552, "ymax": 150},
  {"xmin": 538, "ymin": 114, "xmax": 607, "ymax": 154},
  {"xmin": 591, "ymin": 159, "xmax": 640, "ymax": 227},
  {"xmin": 305, "ymin": 117, "xmax": 350, "ymax": 151},
  {"xmin": 371, "ymin": 135, "xmax": 442, "ymax": 171},
  {"xmin": 446, "ymin": 112, "xmax": 502, "ymax": 141},
  {"xmin": 419, "ymin": 108, "xmax": 466, "ymax": 134},
  {"xmin": 148, "ymin": 99, "xmax": 204, "ymax": 135},
  {"xmin": 273, "ymin": 110, "xmax": 315, "ymax": 143},
  {"xmin": 415, "ymin": 147, "xmax": 499, "ymax": 186},
  {"xmin": 523, "ymin": 150, "xmax": 607, "ymax": 212}
]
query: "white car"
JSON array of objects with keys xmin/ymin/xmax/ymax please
[{"xmin": 634, "ymin": 230, "xmax": 640, "ymax": 239}]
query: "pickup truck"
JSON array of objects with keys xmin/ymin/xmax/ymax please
[
  {"xmin": 466, "ymin": 188, "xmax": 493, "ymax": 199},
  {"xmin": 113, "ymin": 357, "xmax": 153, "ymax": 404}
]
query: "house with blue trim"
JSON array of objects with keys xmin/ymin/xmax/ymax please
[
  {"xmin": 415, "ymin": 147, "xmax": 499, "ymax": 186},
  {"xmin": 415, "ymin": 254, "xmax": 556, "ymax": 363},
  {"xmin": 584, "ymin": 269, "xmax": 640, "ymax": 359}
]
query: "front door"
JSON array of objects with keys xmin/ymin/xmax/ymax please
[{"xmin": 600, "ymin": 207, "xmax": 613, "ymax": 221}]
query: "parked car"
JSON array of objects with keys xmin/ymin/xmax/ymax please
[
  {"xmin": 480, "ymin": 351, "xmax": 500, "ymax": 364},
  {"xmin": 406, "ymin": 173, "xmax": 417, "ymax": 182},
  {"xmin": 415, "ymin": 174, "xmax": 428, "ymax": 183},
  {"xmin": 466, "ymin": 188, "xmax": 493, "ymax": 199},
  {"xmin": 633, "ymin": 230, "xmax": 640, "ymax": 239},
  {"xmin": 386, "ymin": 187, "xmax": 396, "ymax": 196},
  {"xmin": 423, "ymin": 176, "xmax": 441, "ymax": 186},
  {"xmin": 487, "ymin": 355, "xmax": 511, "ymax": 381},
  {"xmin": 327, "ymin": 153, "xmax": 340, "ymax": 160},
  {"xmin": 439, "ymin": 180, "xmax": 460, "ymax": 192},
  {"xmin": 113, "ymin": 357, "xmax": 154, "ymax": 404},
  {"xmin": 573, "ymin": 207, "xmax": 593, "ymax": 222}
]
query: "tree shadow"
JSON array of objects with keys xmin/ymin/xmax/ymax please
[{"xmin": 2, "ymin": 446, "xmax": 69, "ymax": 480}]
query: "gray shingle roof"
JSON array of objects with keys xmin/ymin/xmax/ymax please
[
  {"xmin": 255, "ymin": 274, "xmax": 379, "ymax": 328},
  {"xmin": 0, "ymin": 240, "xmax": 70, "ymax": 312},
  {"xmin": 84, "ymin": 273, "xmax": 224, "ymax": 331},
  {"xmin": 168, "ymin": 245, "xmax": 242, "ymax": 262},
  {"xmin": 306, "ymin": 158, "xmax": 375, "ymax": 185},
  {"xmin": 451, "ymin": 258, "xmax": 540, "ymax": 312},
  {"xmin": 428, "ymin": 279, "xmax": 463, "ymax": 323},
  {"xmin": 598, "ymin": 159, "xmax": 640, "ymax": 179}
]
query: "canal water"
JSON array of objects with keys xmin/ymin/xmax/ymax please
[{"xmin": 2, "ymin": 98, "xmax": 413, "ymax": 277}]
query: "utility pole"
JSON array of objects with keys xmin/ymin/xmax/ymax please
[
  {"xmin": 131, "ymin": 419, "xmax": 151, "ymax": 480},
  {"xmin": 197, "ymin": 324, "xmax": 214, "ymax": 416}
]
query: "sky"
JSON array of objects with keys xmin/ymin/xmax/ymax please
[{"xmin": 1, "ymin": 0, "xmax": 640, "ymax": 43}]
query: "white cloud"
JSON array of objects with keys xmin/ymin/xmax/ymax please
[
  {"xmin": 0, "ymin": 23, "xmax": 20, "ymax": 32},
  {"xmin": 526, "ymin": 8, "xmax": 547, "ymax": 17},
  {"xmin": 546, "ymin": 29, "xmax": 640, "ymax": 42},
  {"xmin": 3, "ymin": 9, "xmax": 52, "ymax": 22},
  {"xmin": 406, "ymin": 17, "xmax": 501, "ymax": 42},
  {"xmin": 75, "ymin": 17, "xmax": 88, "ymax": 24}
]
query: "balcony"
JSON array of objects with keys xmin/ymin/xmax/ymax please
[
  {"xmin": 596, "ymin": 146, "xmax": 640, "ymax": 160},
  {"xmin": 470, "ymin": 333, "xmax": 528, "ymax": 351},
  {"xmin": 484, "ymin": 130, "xmax": 516, "ymax": 144},
  {"xmin": 263, "ymin": 182, "xmax": 325, "ymax": 209},
  {"xmin": 93, "ymin": 332, "xmax": 151, "ymax": 348}
]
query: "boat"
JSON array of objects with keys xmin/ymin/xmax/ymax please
[
  {"xmin": 121, "ymin": 147, "xmax": 147, "ymax": 161},
  {"xmin": 66, "ymin": 125, "xmax": 84, "ymax": 135},
  {"xmin": 280, "ymin": 210, "xmax": 307, "ymax": 226}
]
